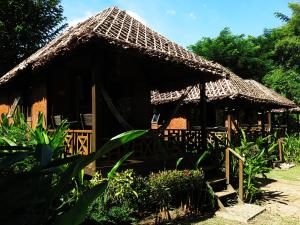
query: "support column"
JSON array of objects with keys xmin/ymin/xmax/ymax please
[
  {"xmin": 225, "ymin": 108, "xmax": 232, "ymax": 147},
  {"xmin": 200, "ymin": 82, "xmax": 207, "ymax": 153},
  {"xmin": 86, "ymin": 70, "xmax": 97, "ymax": 175},
  {"xmin": 261, "ymin": 110, "xmax": 266, "ymax": 137},
  {"xmin": 267, "ymin": 111, "xmax": 272, "ymax": 132}
]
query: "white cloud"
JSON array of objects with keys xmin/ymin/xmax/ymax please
[
  {"xmin": 166, "ymin": 9, "xmax": 176, "ymax": 15},
  {"xmin": 126, "ymin": 10, "xmax": 147, "ymax": 25},
  {"xmin": 68, "ymin": 11, "xmax": 96, "ymax": 27},
  {"xmin": 188, "ymin": 12, "xmax": 197, "ymax": 20}
]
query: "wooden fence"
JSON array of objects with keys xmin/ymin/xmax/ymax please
[{"xmin": 64, "ymin": 130, "xmax": 93, "ymax": 156}]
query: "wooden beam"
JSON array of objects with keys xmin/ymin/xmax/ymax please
[
  {"xmin": 200, "ymin": 82, "xmax": 207, "ymax": 153},
  {"xmin": 86, "ymin": 70, "xmax": 97, "ymax": 175}
]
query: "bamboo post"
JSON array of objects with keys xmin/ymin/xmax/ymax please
[
  {"xmin": 239, "ymin": 159, "xmax": 244, "ymax": 201},
  {"xmin": 225, "ymin": 147, "xmax": 230, "ymax": 185},
  {"xmin": 278, "ymin": 138, "xmax": 283, "ymax": 162},
  {"xmin": 200, "ymin": 82, "xmax": 207, "ymax": 153}
]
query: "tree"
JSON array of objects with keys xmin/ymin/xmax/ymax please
[
  {"xmin": 0, "ymin": 0, "xmax": 67, "ymax": 76},
  {"xmin": 188, "ymin": 28, "xmax": 272, "ymax": 80}
]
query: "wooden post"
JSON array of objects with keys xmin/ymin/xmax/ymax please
[
  {"xmin": 278, "ymin": 138, "xmax": 283, "ymax": 162},
  {"xmin": 225, "ymin": 147, "xmax": 230, "ymax": 185},
  {"xmin": 225, "ymin": 109, "xmax": 232, "ymax": 146},
  {"xmin": 200, "ymin": 82, "xmax": 207, "ymax": 153},
  {"xmin": 239, "ymin": 159, "xmax": 244, "ymax": 201},
  {"xmin": 267, "ymin": 111, "xmax": 272, "ymax": 132},
  {"xmin": 86, "ymin": 70, "xmax": 97, "ymax": 175},
  {"xmin": 261, "ymin": 110, "xmax": 265, "ymax": 137}
]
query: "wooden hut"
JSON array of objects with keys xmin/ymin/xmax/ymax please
[
  {"xmin": 151, "ymin": 72, "xmax": 296, "ymax": 141},
  {"xmin": 0, "ymin": 7, "xmax": 232, "ymax": 172}
]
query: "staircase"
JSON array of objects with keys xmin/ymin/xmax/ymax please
[
  {"xmin": 206, "ymin": 177, "xmax": 241, "ymax": 210},
  {"xmin": 206, "ymin": 147, "xmax": 245, "ymax": 210}
]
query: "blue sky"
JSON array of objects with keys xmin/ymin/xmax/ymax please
[{"xmin": 61, "ymin": 0, "xmax": 294, "ymax": 47}]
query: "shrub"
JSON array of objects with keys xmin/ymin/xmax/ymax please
[
  {"xmin": 148, "ymin": 169, "xmax": 208, "ymax": 212},
  {"xmin": 282, "ymin": 133, "xmax": 300, "ymax": 163},
  {"xmin": 86, "ymin": 199, "xmax": 137, "ymax": 225},
  {"xmin": 233, "ymin": 129, "xmax": 276, "ymax": 202},
  {"xmin": 105, "ymin": 169, "xmax": 150, "ymax": 213}
]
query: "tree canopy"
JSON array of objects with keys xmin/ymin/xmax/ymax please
[
  {"xmin": 189, "ymin": 2, "xmax": 300, "ymax": 105},
  {"xmin": 0, "ymin": 0, "xmax": 67, "ymax": 76}
]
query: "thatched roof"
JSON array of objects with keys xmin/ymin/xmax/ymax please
[
  {"xmin": 0, "ymin": 6, "xmax": 232, "ymax": 86},
  {"xmin": 272, "ymin": 107, "xmax": 300, "ymax": 113},
  {"xmin": 151, "ymin": 74, "xmax": 296, "ymax": 108},
  {"xmin": 244, "ymin": 80, "xmax": 295, "ymax": 108}
]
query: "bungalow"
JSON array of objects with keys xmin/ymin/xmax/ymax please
[{"xmin": 0, "ymin": 6, "xmax": 233, "ymax": 172}]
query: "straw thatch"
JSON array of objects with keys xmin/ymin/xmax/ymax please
[
  {"xmin": 272, "ymin": 107, "xmax": 300, "ymax": 113},
  {"xmin": 244, "ymin": 80, "xmax": 295, "ymax": 108},
  {"xmin": 0, "ymin": 6, "xmax": 232, "ymax": 86},
  {"xmin": 151, "ymin": 73, "xmax": 296, "ymax": 108}
]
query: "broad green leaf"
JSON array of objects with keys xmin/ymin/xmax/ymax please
[
  {"xmin": 54, "ymin": 182, "xmax": 107, "ymax": 225},
  {"xmin": 49, "ymin": 130, "xmax": 146, "ymax": 204},
  {"xmin": 195, "ymin": 150, "xmax": 210, "ymax": 169},
  {"xmin": 35, "ymin": 144, "xmax": 53, "ymax": 167},
  {"xmin": 107, "ymin": 151, "xmax": 134, "ymax": 179},
  {"xmin": 176, "ymin": 157, "xmax": 183, "ymax": 169},
  {"xmin": 0, "ymin": 152, "xmax": 32, "ymax": 169}
]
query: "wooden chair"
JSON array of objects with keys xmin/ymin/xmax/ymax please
[
  {"xmin": 52, "ymin": 115, "xmax": 63, "ymax": 128},
  {"xmin": 80, "ymin": 113, "xmax": 92, "ymax": 129}
]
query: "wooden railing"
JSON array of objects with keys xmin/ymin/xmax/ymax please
[
  {"xmin": 162, "ymin": 129, "xmax": 202, "ymax": 153},
  {"xmin": 225, "ymin": 147, "xmax": 245, "ymax": 202},
  {"xmin": 64, "ymin": 130, "xmax": 93, "ymax": 156}
]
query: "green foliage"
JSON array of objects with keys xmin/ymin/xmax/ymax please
[
  {"xmin": 233, "ymin": 130, "xmax": 278, "ymax": 202},
  {"xmin": 86, "ymin": 201, "xmax": 137, "ymax": 225},
  {"xmin": 105, "ymin": 169, "xmax": 149, "ymax": 211},
  {"xmin": 263, "ymin": 68, "xmax": 300, "ymax": 105},
  {"xmin": 0, "ymin": 0, "xmax": 67, "ymax": 75},
  {"xmin": 148, "ymin": 169, "xmax": 208, "ymax": 211},
  {"xmin": 282, "ymin": 133, "xmax": 300, "ymax": 163},
  {"xmin": 188, "ymin": 2, "xmax": 300, "ymax": 105},
  {"xmin": 87, "ymin": 169, "xmax": 211, "ymax": 224},
  {"xmin": 188, "ymin": 27, "xmax": 272, "ymax": 80},
  {"xmin": 0, "ymin": 112, "xmax": 146, "ymax": 225}
]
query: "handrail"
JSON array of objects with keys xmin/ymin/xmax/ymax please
[
  {"xmin": 225, "ymin": 147, "xmax": 245, "ymax": 202},
  {"xmin": 228, "ymin": 147, "xmax": 245, "ymax": 162}
]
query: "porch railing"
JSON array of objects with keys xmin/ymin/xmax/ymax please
[
  {"xmin": 225, "ymin": 147, "xmax": 245, "ymax": 201},
  {"xmin": 63, "ymin": 129, "xmax": 227, "ymax": 159},
  {"xmin": 64, "ymin": 130, "xmax": 93, "ymax": 156}
]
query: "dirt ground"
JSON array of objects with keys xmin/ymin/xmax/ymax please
[
  {"xmin": 260, "ymin": 177, "xmax": 300, "ymax": 220},
  {"xmin": 191, "ymin": 166, "xmax": 300, "ymax": 225}
]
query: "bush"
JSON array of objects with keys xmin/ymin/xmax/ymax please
[
  {"xmin": 282, "ymin": 133, "xmax": 300, "ymax": 163},
  {"xmin": 86, "ymin": 169, "xmax": 211, "ymax": 224},
  {"xmin": 105, "ymin": 169, "xmax": 150, "ymax": 213},
  {"xmin": 233, "ymin": 129, "xmax": 277, "ymax": 202},
  {"xmin": 148, "ymin": 169, "xmax": 209, "ymax": 212},
  {"xmin": 86, "ymin": 200, "xmax": 137, "ymax": 225}
]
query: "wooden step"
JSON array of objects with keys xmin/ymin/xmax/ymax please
[
  {"xmin": 207, "ymin": 178, "xmax": 227, "ymax": 185},
  {"xmin": 215, "ymin": 189, "xmax": 236, "ymax": 198}
]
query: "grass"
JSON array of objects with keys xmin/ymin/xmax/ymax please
[{"xmin": 266, "ymin": 165, "xmax": 300, "ymax": 181}]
